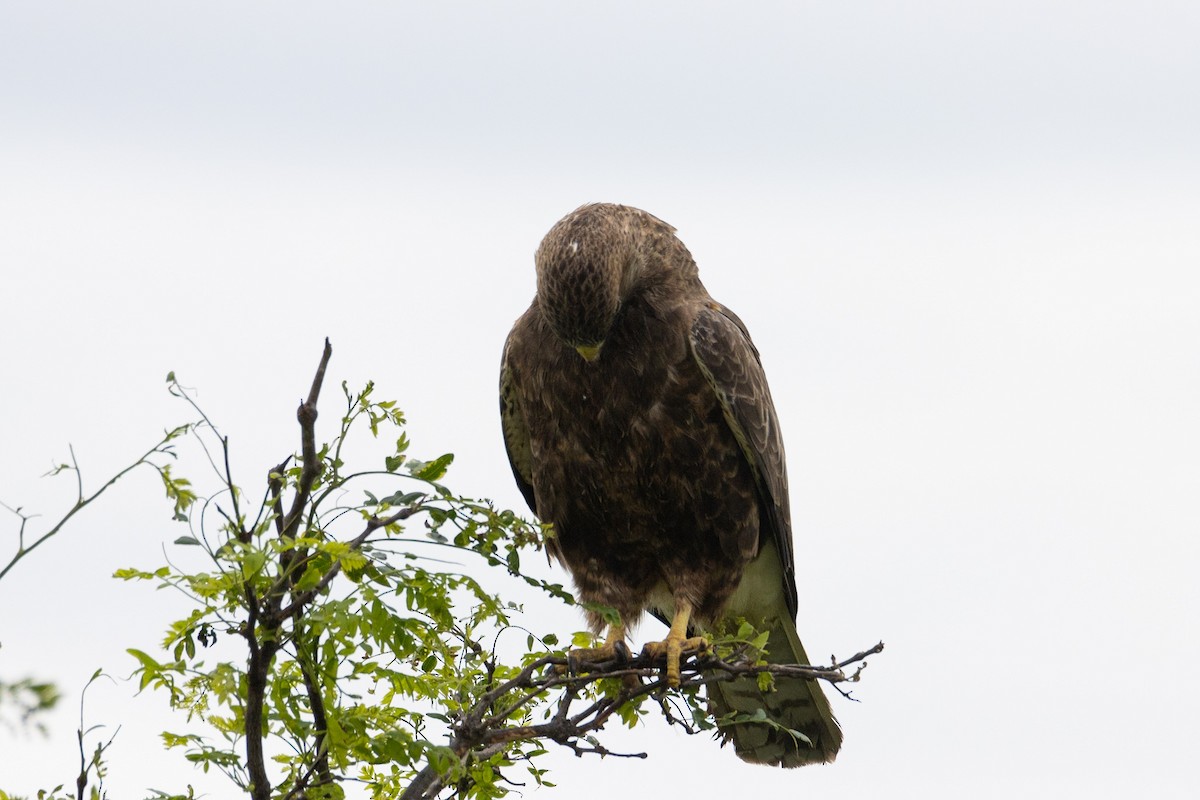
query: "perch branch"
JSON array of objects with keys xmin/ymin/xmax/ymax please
[{"xmin": 409, "ymin": 639, "xmax": 884, "ymax": 798}]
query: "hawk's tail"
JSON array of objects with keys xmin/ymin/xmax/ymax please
[{"xmin": 706, "ymin": 614, "xmax": 842, "ymax": 767}]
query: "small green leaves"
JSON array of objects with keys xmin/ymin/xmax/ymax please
[
  {"xmin": 307, "ymin": 785, "xmax": 345, "ymax": 800},
  {"xmin": 384, "ymin": 433, "xmax": 411, "ymax": 472},
  {"xmin": 113, "ymin": 566, "xmax": 171, "ymax": 581},
  {"xmin": 158, "ymin": 464, "xmax": 197, "ymax": 522},
  {"xmin": 126, "ymin": 648, "xmax": 185, "ymax": 694}
]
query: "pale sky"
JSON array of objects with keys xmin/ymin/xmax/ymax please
[{"xmin": 2, "ymin": 2, "xmax": 1198, "ymax": 798}]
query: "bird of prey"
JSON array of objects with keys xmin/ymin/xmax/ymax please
[{"xmin": 499, "ymin": 203, "xmax": 841, "ymax": 766}]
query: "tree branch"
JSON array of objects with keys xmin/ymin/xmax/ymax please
[
  {"xmin": 245, "ymin": 339, "xmax": 333, "ymax": 800},
  {"xmin": 423, "ymin": 640, "xmax": 884, "ymax": 795}
]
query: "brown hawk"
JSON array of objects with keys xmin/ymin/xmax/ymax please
[{"xmin": 499, "ymin": 203, "xmax": 841, "ymax": 766}]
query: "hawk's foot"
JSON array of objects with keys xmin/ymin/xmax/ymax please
[
  {"xmin": 642, "ymin": 634, "xmax": 709, "ymax": 688},
  {"xmin": 568, "ymin": 638, "xmax": 632, "ymax": 671},
  {"xmin": 554, "ymin": 626, "xmax": 630, "ymax": 675}
]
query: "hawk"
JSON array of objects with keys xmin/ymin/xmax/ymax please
[{"xmin": 499, "ymin": 203, "xmax": 841, "ymax": 766}]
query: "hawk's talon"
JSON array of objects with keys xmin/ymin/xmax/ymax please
[{"xmin": 642, "ymin": 634, "xmax": 709, "ymax": 687}]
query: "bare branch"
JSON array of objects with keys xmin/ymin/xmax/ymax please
[
  {"xmin": 280, "ymin": 338, "xmax": 333, "ymax": 542},
  {"xmin": 244, "ymin": 339, "xmax": 333, "ymax": 800},
  {"xmin": 1, "ymin": 425, "xmax": 193, "ymax": 583}
]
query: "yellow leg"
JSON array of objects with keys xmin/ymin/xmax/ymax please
[{"xmin": 643, "ymin": 601, "xmax": 709, "ymax": 687}]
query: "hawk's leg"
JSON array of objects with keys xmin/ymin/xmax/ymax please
[{"xmin": 642, "ymin": 600, "xmax": 709, "ymax": 688}]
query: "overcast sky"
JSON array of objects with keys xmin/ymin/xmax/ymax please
[{"xmin": 2, "ymin": 2, "xmax": 1198, "ymax": 798}]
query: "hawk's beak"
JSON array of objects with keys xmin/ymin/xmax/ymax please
[{"xmin": 575, "ymin": 343, "xmax": 603, "ymax": 362}]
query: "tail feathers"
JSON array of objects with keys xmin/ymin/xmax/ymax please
[{"xmin": 707, "ymin": 614, "xmax": 842, "ymax": 767}]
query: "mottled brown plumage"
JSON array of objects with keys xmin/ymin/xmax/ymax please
[{"xmin": 500, "ymin": 203, "xmax": 841, "ymax": 766}]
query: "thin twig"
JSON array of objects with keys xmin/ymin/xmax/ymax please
[{"xmin": 1, "ymin": 426, "xmax": 192, "ymax": 582}]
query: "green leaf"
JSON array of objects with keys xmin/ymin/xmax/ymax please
[
  {"xmin": 427, "ymin": 745, "xmax": 458, "ymax": 776},
  {"xmin": 294, "ymin": 562, "xmax": 324, "ymax": 591},
  {"xmin": 380, "ymin": 490, "xmax": 424, "ymax": 507},
  {"xmin": 412, "ymin": 453, "xmax": 454, "ymax": 482},
  {"xmin": 126, "ymin": 649, "xmax": 161, "ymax": 670},
  {"xmin": 242, "ymin": 548, "xmax": 267, "ymax": 578},
  {"xmin": 174, "ymin": 536, "xmax": 200, "ymax": 546}
]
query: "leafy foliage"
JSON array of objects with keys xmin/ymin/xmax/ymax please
[
  {"xmin": 0, "ymin": 678, "xmax": 61, "ymax": 736},
  {"xmin": 117, "ymin": 361, "xmax": 592, "ymax": 799}
]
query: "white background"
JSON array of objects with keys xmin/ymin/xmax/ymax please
[{"xmin": 2, "ymin": 2, "xmax": 1197, "ymax": 798}]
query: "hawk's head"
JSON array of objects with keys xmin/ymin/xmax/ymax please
[{"xmin": 534, "ymin": 203, "xmax": 695, "ymax": 361}]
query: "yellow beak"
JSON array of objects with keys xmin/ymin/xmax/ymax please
[{"xmin": 575, "ymin": 343, "xmax": 603, "ymax": 362}]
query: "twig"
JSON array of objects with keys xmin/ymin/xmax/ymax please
[{"xmin": 221, "ymin": 435, "xmax": 248, "ymax": 541}]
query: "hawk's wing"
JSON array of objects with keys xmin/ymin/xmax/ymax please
[
  {"xmin": 690, "ymin": 301, "xmax": 797, "ymax": 618},
  {"xmin": 499, "ymin": 326, "xmax": 539, "ymax": 516},
  {"xmin": 692, "ymin": 302, "xmax": 841, "ymax": 766}
]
